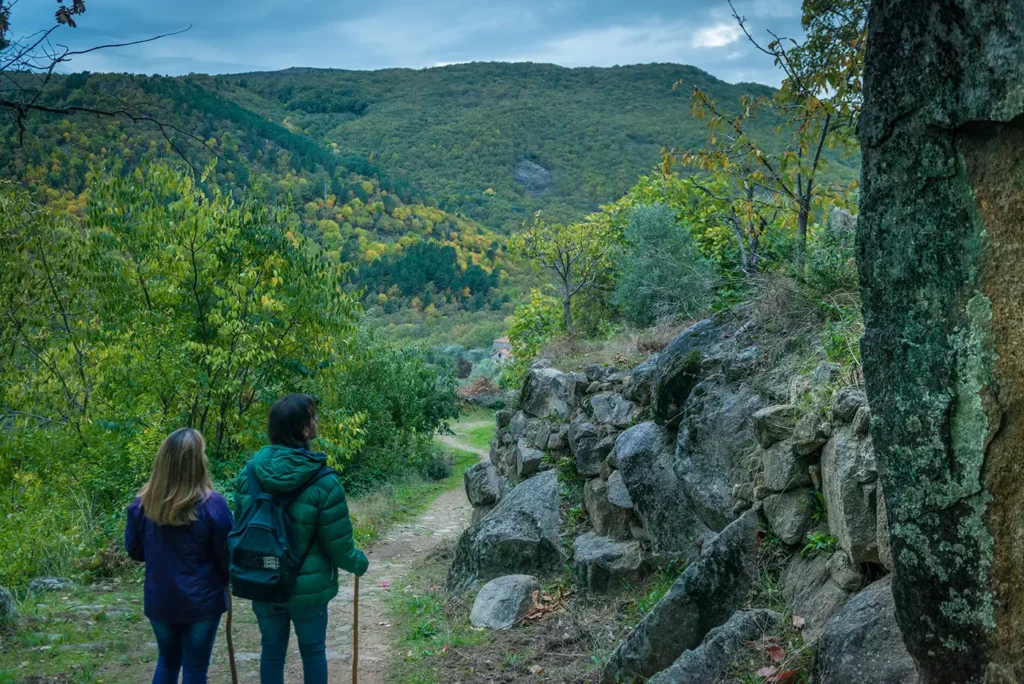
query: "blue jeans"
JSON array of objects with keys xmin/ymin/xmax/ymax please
[
  {"xmin": 149, "ymin": 616, "xmax": 221, "ymax": 684},
  {"xmin": 254, "ymin": 603, "xmax": 329, "ymax": 684}
]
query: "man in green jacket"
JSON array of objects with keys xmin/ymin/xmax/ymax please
[{"xmin": 234, "ymin": 394, "xmax": 368, "ymax": 684}]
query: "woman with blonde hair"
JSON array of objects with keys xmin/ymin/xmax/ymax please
[{"xmin": 125, "ymin": 427, "xmax": 234, "ymax": 684}]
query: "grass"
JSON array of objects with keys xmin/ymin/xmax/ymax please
[{"xmin": 350, "ymin": 447, "xmax": 480, "ymax": 547}]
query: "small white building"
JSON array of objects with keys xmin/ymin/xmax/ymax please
[{"xmin": 491, "ymin": 337, "xmax": 513, "ymax": 365}]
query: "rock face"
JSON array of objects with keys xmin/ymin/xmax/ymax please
[
  {"xmin": 813, "ymin": 576, "xmax": 919, "ymax": 683},
  {"xmin": 762, "ymin": 441, "xmax": 813, "ymax": 492},
  {"xmin": 589, "ymin": 393, "xmax": 638, "ymax": 429},
  {"xmin": 447, "ymin": 471, "xmax": 561, "ymax": 592},
  {"xmin": 615, "ymin": 422, "xmax": 710, "ymax": 559},
  {"xmin": 647, "ymin": 609, "xmax": 782, "ymax": 684},
  {"xmin": 469, "ymin": 575, "xmax": 539, "ymax": 630},
  {"xmin": 783, "ymin": 553, "xmax": 851, "ymax": 645},
  {"xmin": 518, "ymin": 367, "xmax": 581, "ymax": 421},
  {"xmin": 600, "ymin": 510, "xmax": 760, "ymax": 683},
  {"xmin": 573, "ymin": 533, "xmax": 646, "ymax": 593},
  {"xmin": 674, "ymin": 375, "xmax": 765, "ymax": 531},
  {"xmin": 464, "ymin": 462, "xmax": 504, "ymax": 507},
  {"xmin": 856, "ymin": 23, "xmax": 1021, "ymax": 661},
  {"xmin": 0, "ymin": 585, "xmax": 16, "ymax": 626},
  {"xmin": 821, "ymin": 422, "xmax": 878, "ymax": 564},
  {"xmin": 623, "ymin": 355, "xmax": 659, "ymax": 405}
]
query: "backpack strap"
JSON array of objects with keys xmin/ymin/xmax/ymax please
[{"xmin": 245, "ymin": 461, "xmax": 264, "ymax": 498}]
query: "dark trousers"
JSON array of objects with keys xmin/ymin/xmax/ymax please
[
  {"xmin": 149, "ymin": 616, "xmax": 221, "ymax": 684},
  {"xmin": 254, "ymin": 603, "xmax": 329, "ymax": 684}
]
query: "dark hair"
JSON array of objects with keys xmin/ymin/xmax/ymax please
[{"xmin": 268, "ymin": 394, "xmax": 317, "ymax": 449}]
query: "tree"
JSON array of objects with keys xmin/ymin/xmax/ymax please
[
  {"xmin": 508, "ymin": 214, "xmax": 616, "ymax": 340},
  {"xmin": 668, "ymin": 0, "xmax": 865, "ymax": 272},
  {"xmin": 0, "ymin": 1, "xmax": 197, "ymax": 157}
]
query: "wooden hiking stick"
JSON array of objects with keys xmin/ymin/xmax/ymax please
[
  {"xmin": 226, "ymin": 594, "xmax": 239, "ymax": 684},
  {"xmin": 352, "ymin": 574, "xmax": 360, "ymax": 684}
]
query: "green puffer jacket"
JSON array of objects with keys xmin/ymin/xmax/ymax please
[{"xmin": 233, "ymin": 445, "xmax": 369, "ymax": 612}]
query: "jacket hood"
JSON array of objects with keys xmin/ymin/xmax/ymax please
[{"xmin": 250, "ymin": 445, "xmax": 327, "ymax": 493}]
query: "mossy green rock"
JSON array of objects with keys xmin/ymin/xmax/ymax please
[{"xmin": 859, "ymin": 1, "xmax": 1024, "ymax": 679}]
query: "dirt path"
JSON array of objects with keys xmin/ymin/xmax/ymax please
[{"xmin": 210, "ymin": 428, "xmax": 487, "ymax": 684}]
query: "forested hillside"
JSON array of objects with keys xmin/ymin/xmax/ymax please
[
  {"xmin": 203, "ymin": 62, "xmax": 858, "ymax": 231},
  {"xmin": 0, "ymin": 73, "xmax": 508, "ymax": 324}
]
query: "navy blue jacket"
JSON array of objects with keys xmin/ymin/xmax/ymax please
[{"xmin": 125, "ymin": 493, "xmax": 233, "ymax": 624}]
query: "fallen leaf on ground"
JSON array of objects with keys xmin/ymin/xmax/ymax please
[
  {"xmin": 758, "ymin": 666, "xmax": 778, "ymax": 678},
  {"xmin": 767, "ymin": 669, "xmax": 802, "ymax": 682},
  {"xmin": 767, "ymin": 644, "xmax": 786, "ymax": 662},
  {"xmin": 792, "ymin": 615, "xmax": 805, "ymax": 629},
  {"xmin": 528, "ymin": 664, "xmax": 545, "ymax": 675},
  {"xmin": 378, "ymin": 579, "xmax": 391, "ymax": 589}
]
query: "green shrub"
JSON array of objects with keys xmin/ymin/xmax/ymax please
[
  {"xmin": 421, "ymin": 450, "xmax": 454, "ymax": 482},
  {"xmin": 613, "ymin": 204, "xmax": 717, "ymax": 327}
]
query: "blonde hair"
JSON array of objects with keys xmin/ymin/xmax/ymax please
[{"xmin": 138, "ymin": 428, "xmax": 213, "ymax": 526}]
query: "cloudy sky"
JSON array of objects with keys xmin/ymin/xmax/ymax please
[{"xmin": 11, "ymin": 0, "xmax": 803, "ymax": 85}]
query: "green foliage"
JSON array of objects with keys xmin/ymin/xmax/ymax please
[
  {"xmin": 209, "ymin": 63, "xmax": 822, "ymax": 233},
  {"xmin": 421, "ymin": 449, "xmax": 455, "ymax": 482},
  {"xmin": 498, "ymin": 288, "xmax": 562, "ymax": 387},
  {"xmin": 801, "ymin": 532, "xmax": 839, "ymax": 558},
  {"xmin": 0, "ymin": 164, "xmax": 458, "ymax": 586},
  {"xmin": 613, "ymin": 204, "xmax": 717, "ymax": 326}
]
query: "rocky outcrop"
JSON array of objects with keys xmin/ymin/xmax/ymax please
[
  {"xmin": 463, "ymin": 462, "xmax": 504, "ymax": 508},
  {"xmin": 518, "ymin": 367, "xmax": 583, "ymax": 421},
  {"xmin": 813, "ymin": 576, "xmax": 918, "ymax": 683},
  {"xmin": 573, "ymin": 533, "xmax": 646, "ymax": 593},
  {"xmin": 753, "ymin": 404, "xmax": 801, "ymax": 448},
  {"xmin": 28, "ymin": 578, "xmax": 74, "ymax": 593},
  {"xmin": 569, "ymin": 417, "xmax": 603, "ymax": 477},
  {"xmin": 469, "ymin": 575, "xmax": 539, "ymax": 630},
  {"xmin": 447, "ymin": 471, "xmax": 561, "ymax": 592},
  {"xmin": 615, "ymin": 422, "xmax": 710, "ymax": 559},
  {"xmin": 600, "ymin": 510, "xmax": 760, "ymax": 683},
  {"xmin": 648, "ymin": 609, "xmax": 782, "ymax": 684},
  {"xmin": 674, "ymin": 375, "xmax": 765, "ymax": 531},
  {"xmin": 589, "ymin": 392, "xmax": 639, "ymax": 429}
]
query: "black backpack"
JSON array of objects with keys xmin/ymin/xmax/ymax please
[{"xmin": 228, "ymin": 462, "xmax": 334, "ymax": 603}]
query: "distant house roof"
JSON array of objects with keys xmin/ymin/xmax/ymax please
[{"xmin": 495, "ymin": 337, "xmax": 510, "ymax": 344}]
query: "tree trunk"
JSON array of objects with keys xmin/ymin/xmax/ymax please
[
  {"xmin": 859, "ymin": 3, "xmax": 1024, "ymax": 681},
  {"xmin": 562, "ymin": 280, "xmax": 575, "ymax": 342},
  {"xmin": 795, "ymin": 201, "xmax": 809, "ymax": 273}
]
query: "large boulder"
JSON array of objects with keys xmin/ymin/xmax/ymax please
[
  {"xmin": 647, "ymin": 609, "xmax": 782, "ymax": 684},
  {"xmin": 753, "ymin": 404, "xmax": 801, "ymax": 449},
  {"xmin": 615, "ymin": 422, "xmax": 711, "ymax": 560},
  {"xmin": 469, "ymin": 575, "xmax": 539, "ymax": 630},
  {"xmin": 0, "ymin": 585, "xmax": 16, "ymax": 627},
  {"xmin": 601, "ymin": 510, "xmax": 761, "ymax": 683},
  {"xmin": 792, "ymin": 412, "xmax": 833, "ymax": 456},
  {"xmin": 674, "ymin": 375, "xmax": 765, "ymax": 531},
  {"xmin": 569, "ymin": 417, "xmax": 603, "ymax": 477},
  {"xmin": 464, "ymin": 462, "xmax": 504, "ymax": 507},
  {"xmin": 447, "ymin": 471, "xmax": 561, "ymax": 592},
  {"xmin": 764, "ymin": 489, "xmax": 816, "ymax": 546},
  {"xmin": 584, "ymin": 478, "xmax": 633, "ymax": 541},
  {"xmin": 821, "ymin": 423, "xmax": 879, "ymax": 564},
  {"xmin": 623, "ymin": 355, "xmax": 660, "ymax": 406},
  {"xmin": 573, "ymin": 533, "xmax": 647, "ymax": 593},
  {"xmin": 831, "ymin": 387, "xmax": 867, "ymax": 424},
  {"xmin": 518, "ymin": 367, "xmax": 582, "ymax": 420},
  {"xmin": 813, "ymin": 576, "xmax": 919, "ymax": 683},
  {"xmin": 782, "ymin": 553, "xmax": 851, "ymax": 645}
]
